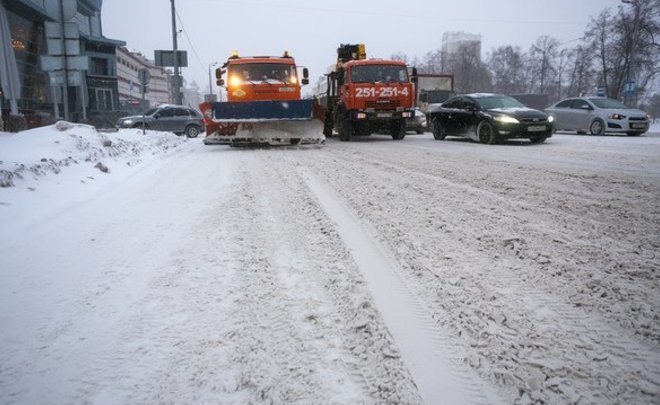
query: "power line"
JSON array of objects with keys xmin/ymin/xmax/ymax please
[{"xmin": 175, "ymin": 9, "xmax": 206, "ymax": 84}]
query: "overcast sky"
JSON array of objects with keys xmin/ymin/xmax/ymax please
[{"xmin": 101, "ymin": 0, "xmax": 626, "ymax": 95}]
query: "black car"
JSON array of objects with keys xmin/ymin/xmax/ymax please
[{"xmin": 427, "ymin": 93, "xmax": 554, "ymax": 144}]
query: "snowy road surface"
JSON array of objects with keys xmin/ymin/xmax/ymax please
[{"xmin": 1, "ymin": 124, "xmax": 659, "ymax": 404}]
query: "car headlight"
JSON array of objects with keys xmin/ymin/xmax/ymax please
[
  {"xmin": 647, "ymin": 114, "xmax": 652, "ymax": 120},
  {"xmin": 123, "ymin": 119, "xmax": 133, "ymax": 125},
  {"xmin": 609, "ymin": 113, "xmax": 626, "ymax": 120},
  {"xmin": 547, "ymin": 115, "xmax": 554, "ymax": 123},
  {"xmin": 494, "ymin": 115, "xmax": 519, "ymax": 124}
]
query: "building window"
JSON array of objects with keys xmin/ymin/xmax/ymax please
[
  {"xmin": 94, "ymin": 88, "xmax": 114, "ymax": 110},
  {"xmin": 90, "ymin": 57, "xmax": 109, "ymax": 76}
]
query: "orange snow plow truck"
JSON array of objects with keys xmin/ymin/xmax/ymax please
[
  {"xmin": 199, "ymin": 51, "xmax": 324, "ymax": 146},
  {"xmin": 318, "ymin": 44, "xmax": 417, "ymax": 141}
]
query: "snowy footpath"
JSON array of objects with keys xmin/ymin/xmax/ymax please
[{"xmin": 1, "ymin": 123, "xmax": 659, "ymax": 404}]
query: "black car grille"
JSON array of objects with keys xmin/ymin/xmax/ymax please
[
  {"xmin": 520, "ymin": 117, "xmax": 549, "ymax": 124},
  {"xmin": 629, "ymin": 117, "xmax": 647, "ymax": 121}
]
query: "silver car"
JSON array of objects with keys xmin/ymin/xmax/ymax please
[
  {"xmin": 116, "ymin": 105, "xmax": 204, "ymax": 138},
  {"xmin": 545, "ymin": 97, "xmax": 651, "ymax": 136}
]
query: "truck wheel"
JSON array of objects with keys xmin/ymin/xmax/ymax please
[
  {"xmin": 338, "ymin": 119, "xmax": 353, "ymax": 142},
  {"xmin": 323, "ymin": 114, "xmax": 334, "ymax": 137},
  {"xmin": 391, "ymin": 120, "xmax": 406, "ymax": 140},
  {"xmin": 431, "ymin": 118, "xmax": 446, "ymax": 140}
]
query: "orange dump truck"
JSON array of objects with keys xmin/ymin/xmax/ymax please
[
  {"xmin": 318, "ymin": 44, "xmax": 417, "ymax": 141},
  {"xmin": 199, "ymin": 51, "xmax": 324, "ymax": 146}
]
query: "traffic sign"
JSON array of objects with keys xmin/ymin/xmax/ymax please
[{"xmin": 138, "ymin": 68, "xmax": 151, "ymax": 85}]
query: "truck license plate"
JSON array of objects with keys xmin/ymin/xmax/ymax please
[
  {"xmin": 377, "ymin": 113, "xmax": 392, "ymax": 118},
  {"xmin": 528, "ymin": 125, "xmax": 546, "ymax": 132}
]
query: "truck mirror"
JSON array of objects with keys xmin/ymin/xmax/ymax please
[
  {"xmin": 215, "ymin": 68, "xmax": 223, "ymax": 79},
  {"xmin": 302, "ymin": 78, "xmax": 309, "ymax": 85},
  {"xmin": 217, "ymin": 79, "xmax": 225, "ymax": 86},
  {"xmin": 302, "ymin": 68, "xmax": 309, "ymax": 79}
]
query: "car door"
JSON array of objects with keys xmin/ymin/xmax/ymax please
[
  {"xmin": 570, "ymin": 98, "xmax": 595, "ymax": 131},
  {"xmin": 547, "ymin": 99, "xmax": 574, "ymax": 130},
  {"xmin": 460, "ymin": 97, "xmax": 480, "ymax": 140},
  {"xmin": 173, "ymin": 108, "xmax": 192, "ymax": 133},
  {"xmin": 152, "ymin": 107, "xmax": 175, "ymax": 131},
  {"xmin": 436, "ymin": 97, "xmax": 462, "ymax": 135}
]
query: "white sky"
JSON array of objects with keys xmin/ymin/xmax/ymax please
[{"xmin": 101, "ymin": 0, "xmax": 625, "ymax": 94}]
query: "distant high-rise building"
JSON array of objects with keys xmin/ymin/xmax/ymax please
[{"xmin": 441, "ymin": 32, "xmax": 482, "ymax": 72}]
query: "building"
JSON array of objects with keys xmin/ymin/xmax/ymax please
[
  {"xmin": 116, "ymin": 47, "xmax": 173, "ymax": 113},
  {"xmin": 441, "ymin": 31, "xmax": 482, "ymax": 71},
  {"xmin": 0, "ymin": 0, "xmax": 124, "ymax": 129}
]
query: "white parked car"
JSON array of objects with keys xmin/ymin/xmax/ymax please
[{"xmin": 545, "ymin": 97, "xmax": 651, "ymax": 136}]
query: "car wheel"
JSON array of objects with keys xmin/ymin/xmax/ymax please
[
  {"xmin": 477, "ymin": 121, "xmax": 496, "ymax": 144},
  {"xmin": 529, "ymin": 135, "xmax": 547, "ymax": 144},
  {"xmin": 185, "ymin": 125, "xmax": 200, "ymax": 138},
  {"xmin": 589, "ymin": 118, "xmax": 605, "ymax": 135},
  {"xmin": 431, "ymin": 118, "xmax": 446, "ymax": 140}
]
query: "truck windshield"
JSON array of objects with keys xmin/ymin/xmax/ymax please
[
  {"xmin": 350, "ymin": 65, "xmax": 408, "ymax": 83},
  {"xmin": 228, "ymin": 63, "xmax": 296, "ymax": 84}
]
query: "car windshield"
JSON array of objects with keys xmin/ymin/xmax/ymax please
[
  {"xmin": 477, "ymin": 96, "xmax": 525, "ymax": 110},
  {"xmin": 589, "ymin": 98, "xmax": 629, "ymax": 109},
  {"xmin": 228, "ymin": 63, "xmax": 296, "ymax": 84},
  {"xmin": 350, "ymin": 65, "xmax": 408, "ymax": 83}
]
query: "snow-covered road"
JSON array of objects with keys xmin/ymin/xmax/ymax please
[{"xmin": 1, "ymin": 125, "xmax": 659, "ymax": 404}]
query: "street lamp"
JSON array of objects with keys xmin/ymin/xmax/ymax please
[{"xmin": 208, "ymin": 62, "xmax": 218, "ymax": 101}]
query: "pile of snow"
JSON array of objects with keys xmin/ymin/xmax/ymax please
[{"xmin": 0, "ymin": 121, "xmax": 187, "ymax": 189}]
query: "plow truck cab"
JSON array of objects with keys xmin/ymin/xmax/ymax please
[{"xmin": 199, "ymin": 51, "xmax": 324, "ymax": 146}]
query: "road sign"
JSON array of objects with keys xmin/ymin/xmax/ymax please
[
  {"xmin": 138, "ymin": 68, "xmax": 151, "ymax": 85},
  {"xmin": 48, "ymin": 70, "xmax": 83, "ymax": 86},
  {"xmin": 597, "ymin": 86, "xmax": 606, "ymax": 97},
  {"xmin": 154, "ymin": 50, "xmax": 188, "ymax": 67}
]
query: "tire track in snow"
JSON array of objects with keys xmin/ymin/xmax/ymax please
[
  {"xmin": 301, "ymin": 169, "xmax": 506, "ymax": 405},
  {"xmin": 296, "ymin": 144, "xmax": 660, "ymax": 403}
]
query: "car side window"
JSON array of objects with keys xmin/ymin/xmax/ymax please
[
  {"xmin": 158, "ymin": 108, "xmax": 175, "ymax": 117},
  {"xmin": 188, "ymin": 109, "xmax": 201, "ymax": 117},
  {"xmin": 463, "ymin": 98, "xmax": 477, "ymax": 111},
  {"xmin": 444, "ymin": 98, "xmax": 460, "ymax": 109},
  {"xmin": 556, "ymin": 99, "xmax": 573, "ymax": 108},
  {"xmin": 572, "ymin": 99, "xmax": 590, "ymax": 110},
  {"xmin": 174, "ymin": 108, "xmax": 190, "ymax": 117}
]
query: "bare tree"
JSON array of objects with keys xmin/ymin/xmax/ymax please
[
  {"xmin": 565, "ymin": 45, "xmax": 594, "ymax": 97},
  {"xmin": 528, "ymin": 36, "xmax": 560, "ymax": 95},
  {"xmin": 445, "ymin": 42, "xmax": 491, "ymax": 93},
  {"xmin": 487, "ymin": 46, "xmax": 526, "ymax": 94},
  {"xmin": 586, "ymin": 0, "xmax": 660, "ymax": 103}
]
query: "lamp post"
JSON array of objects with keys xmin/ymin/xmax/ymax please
[{"xmin": 208, "ymin": 62, "xmax": 218, "ymax": 102}]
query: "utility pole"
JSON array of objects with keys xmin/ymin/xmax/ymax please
[
  {"xmin": 170, "ymin": 0, "xmax": 182, "ymax": 105},
  {"xmin": 59, "ymin": 0, "xmax": 70, "ymax": 120}
]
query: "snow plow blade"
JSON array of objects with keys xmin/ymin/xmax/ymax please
[
  {"xmin": 212, "ymin": 99, "xmax": 314, "ymax": 122},
  {"xmin": 203, "ymin": 99, "xmax": 325, "ymax": 146}
]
